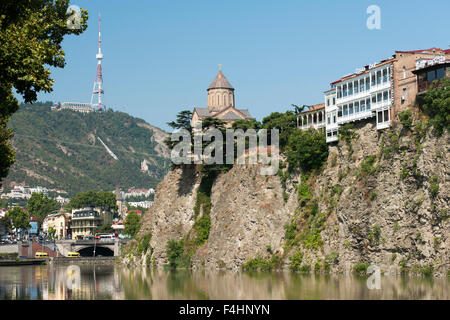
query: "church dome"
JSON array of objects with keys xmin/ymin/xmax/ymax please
[{"xmin": 208, "ymin": 70, "xmax": 234, "ymax": 90}]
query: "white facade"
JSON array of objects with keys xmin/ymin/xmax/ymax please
[
  {"xmin": 325, "ymin": 62, "xmax": 393, "ymax": 143},
  {"xmin": 324, "ymin": 89, "xmax": 338, "ymax": 143}
]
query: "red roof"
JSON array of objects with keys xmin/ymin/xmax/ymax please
[{"xmin": 395, "ymin": 47, "xmax": 445, "ymax": 54}]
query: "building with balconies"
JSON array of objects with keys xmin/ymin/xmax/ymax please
[{"xmin": 323, "ymin": 47, "xmax": 450, "ymax": 144}]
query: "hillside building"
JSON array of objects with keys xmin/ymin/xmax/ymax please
[
  {"xmin": 191, "ymin": 69, "xmax": 253, "ymax": 128},
  {"xmin": 321, "ymin": 47, "xmax": 450, "ymax": 143},
  {"xmin": 70, "ymin": 207, "xmax": 113, "ymax": 240}
]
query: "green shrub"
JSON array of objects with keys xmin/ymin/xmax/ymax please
[
  {"xmin": 166, "ymin": 239, "xmax": 191, "ymax": 269},
  {"xmin": 136, "ymin": 233, "xmax": 152, "ymax": 256},
  {"xmin": 284, "ymin": 221, "xmax": 297, "ymax": 246},
  {"xmin": 419, "ymin": 265, "xmax": 434, "ymax": 277},
  {"xmin": 398, "ymin": 110, "xmax": 413, "ymax": 129},
  {"xmin": 368, "ymin": 225, "xmax": 381, "ymax": 245},
  {"xmin": 370, "ymin": 192, "xmax": 377, "ymax": 201},
  {"xmin": 194, "ymin": 214, "xmax": 211, "ymax": 246},
  {"xmin": 289, "ymin": 250, "xmax": 304, "ymax": 271},
  {"xmin": 359, "ymin": 155, "xmax": 377, "ymax": 177},
  {"xmin": 297, "ymin": 180, "xmax": 311, "ymax": 207},
  {"xmin": 429, "ymin": 176, "xmax": 439, "ymax": 198},
  {"xmin": 286, "ymin": 128, "xmax": 329, "ymax": 173},
  {"xmin": 353, "ymin": 262, "xmax": 370, "ymax": 275},
  {"xmin": 416, "ymin": 78, "xmax": 450, "ymax": 136},
  {"xmin": 242, "ymin": 257, "xmax": 273, "ymax": 272}
]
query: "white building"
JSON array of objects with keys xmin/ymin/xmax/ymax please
[
  {"xmin": 325, "ymin": 59, "xmax": 394, "ymax": 143},
  {"xmin": 127, "ymin": 201, "xmax": 153, "ymax": 209}
]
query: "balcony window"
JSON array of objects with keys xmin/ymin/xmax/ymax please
[
  {"xmin": 360, "ymin": 100, "xmax": 365, "ymax": 112},
  {"xmin": 384, "ymin": 109, "xmax": 389, "ymax": 122},
  {"xmin": 372, "ymin": 95, "xmax": 376, "ymax": 105},
  {"xmin": 377, "ymin": 93, "xmax": 382, "ymax": 103},
  {"xmin": 338, "ymin": 108, "xmax": 342, "ymax": 117},
  {"xmin": 436, "ymin": 67, "xmax": 445, "ymax": 79},
  {"xmin": 343, "ymin": 84, "xmax": 347, "ymax": 97},
  {"xmin": 371, "ymin": 74, "xmax": 376, "ymax": 86},
  {"xmin": 355, "ymin": 101, "xmax": 359, "ymax": 113},
  {"xmin": 333, "ymin": 114, "xmax": 336, "ymax": 123},
  {"xmin": 377, "ymin": 70, "xmax": 382, "ymax": 85},
  {"xmin": 360, "ymin": 79, "xmax": 364, "ymax": 92},
  {"xmin": 427, "ymin": 70, "xmax": 435, "ymax": 82},
  {"xmin": 354, "ymin": 80, "xmax": 359, "ymax": 94},
  {"xmin": 337, "ymin": 87, "xmax": 342, "ymax": 98},
  {"xmin": 343, "ymin": 105, "xmax": 348, "ymax": 116},
  {"xmin": 327, "ymin": 99, "xmax": 330, "ymax": 106},
  {"xmin": 349, "ymin": 103, "xmax": 353, "ymax": 115},
  {"xmin": 333, "ymin": 97, "xmax": 336, "ymax": 105},
  {"xmin": 383, "ymin": 68, "xmax": 388, "ymax": 83},
  {"xmin": 348, "ymin": 83, "xmax": 353, "ymax": 96},
  {"xmin": 383, "ymin": 91, "xmax": 388, "ymax": 101},
  {"xmin": 366, "ymin": 77, "xmax": 370, "ymax": 90},
  {"xmin": 366, "ymin": 98, "xmax": 371, "ymax": 110},
  {"xmin": 327, "ymin": 116, "xmax": 331, "ymax": 124}
]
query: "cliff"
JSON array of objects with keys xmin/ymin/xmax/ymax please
[{"xmin": 121, "ymin": 118, "xmax": 448, "ymax": 276}]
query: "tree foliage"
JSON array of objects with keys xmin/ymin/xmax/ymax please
[
  {"xmin": 417, "ymin": 78, "xmax": 450, "ymax": 136},
  {"xmin": 286, "ymin": 128, "xmax": 329, "ymax": 173},
  {"xmin": 6, "ymin": 206, "xmax": 30, "ymax": 230},
  {"xmin": 68, "ymin": 190, "xmax": 118, "ymax": 211},
  {"xmin": 262, "ymin": 110, "xmax": 297, "ymax": 148},
  {"xmin": 123, "ymin": 211, "xmax": 141, "ymax": 237},
  {"xmin": 0, "ymin": 0, "xmax": 88, "ymax": 184},
  {"xmin": 26, "ymin": 192, "xmax": 60, "ymax": 225}
]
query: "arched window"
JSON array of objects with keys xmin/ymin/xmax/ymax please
[{"xmin": 223, "ymin": 94, "xmax": 227, "ymax": 106}]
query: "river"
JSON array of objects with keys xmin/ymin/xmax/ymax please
[{"xmin": 0, "ymin": 264, "xmax": 447, "ymax": 300}]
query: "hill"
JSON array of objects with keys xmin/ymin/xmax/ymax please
[{"xmin": 3, "ymin": 102, "xmax": 171, "ymax": 196}]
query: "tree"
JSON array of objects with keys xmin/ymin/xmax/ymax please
[
  {"xmin": 262, "ymin": 110, "xmax": 297, "ymax": 148},
  {"xmin": 6, "ymin": 206, "xmax": 30, "ymax": 231},
  {"xmin": 417, "ymin": 78, "xmax": 450, "ymax": 136},
  {"xmin": 48, "ymin": 226, "xmax": 56, "ymax": 239},
  {"xmin": 0, "ymin": 0, "xmax": 88, "ymax": 184},
  {"xmin": 26, "ymin": 193, "xmax": 60, "ymax": 226},
  {"xmin": 68, "ymin": 190, "xmax": 118, "ymax": 211},
  {"xmin": 93, "ymin": 223, "xmax": 113, "ymax": 234},
  {"xmin": 165, "ymin": 110, "xmax": 193, "ymax": 150},
  {"xmin": 231, "ymin": 119, "xmax": 261, "ymax": 131},
  {"xmin": 123, "ymin": 211, "xmax": 141, "ymax": 237},
  {"xmin": 286, "ymin": 129, "xmax": 329, "ymax": 173}
]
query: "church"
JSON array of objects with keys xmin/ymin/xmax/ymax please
[{"xmin": 191, "ymin": 68, "xmax": 253, "ymax": 128}]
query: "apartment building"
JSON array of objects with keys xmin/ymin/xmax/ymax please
[{"xmin": 323, "ymin": 47, "xmax": 450, "ymax": 143}]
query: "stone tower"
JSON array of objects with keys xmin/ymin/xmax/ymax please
[{"xmin": 207, "ymin": 70, "xmax": 235, "ymax": 114}]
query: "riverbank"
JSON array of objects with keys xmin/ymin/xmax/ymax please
[
  {"xmin": 0, "ymin": 258, "xmax": 46, "ymax": 266},
  {"xmin": 49, "ymin": 256, "xmax": 116, "ymax": 264}
]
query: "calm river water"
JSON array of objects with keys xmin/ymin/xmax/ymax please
[{"xmin": 0, "ymin": 264, "xmax": 448, "ymax": 300}]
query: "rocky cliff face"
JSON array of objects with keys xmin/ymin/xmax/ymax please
[{"xmin": 121, "ymin": 119, "xmax": 448, "ymax": 276}]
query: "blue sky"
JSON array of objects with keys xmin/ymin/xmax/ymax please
[{"xmin": 33, "ymin": 0, "xmax": 450, "ymax": 131}]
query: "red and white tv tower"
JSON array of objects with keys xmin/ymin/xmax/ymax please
[{"xmin": 91, "ymin": 14, "xmax": 105, "ymax": 111}]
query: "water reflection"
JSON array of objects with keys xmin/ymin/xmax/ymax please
[{"xmin": 0, "ymin": 265, "xmax": 448, "ymax": 300}]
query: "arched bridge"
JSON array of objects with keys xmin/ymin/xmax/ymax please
[{"xmin": 56, "ymin": 239, "xmax": 129, "ymax": 257}]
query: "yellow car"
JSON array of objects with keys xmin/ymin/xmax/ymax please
[
  {"xmin": 67, "ymin": 252, "xmax": 80, "ymax": 258},
  {"xmin": 35, "ymin": 252, "xmax": 49, "ymax": 258}
]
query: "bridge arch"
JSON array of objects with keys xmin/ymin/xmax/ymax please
[{"xmin": 76, "ymin": 246, "xmax": 114, "ymax": 257}]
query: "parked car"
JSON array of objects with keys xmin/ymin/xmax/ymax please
[
  {"xmin": 67, "ymin": 252, "xmax": 80, "ymax": 258},
  {"xmin": 35, "ymin": 252, "xmax": 49, "ymax": 258}
]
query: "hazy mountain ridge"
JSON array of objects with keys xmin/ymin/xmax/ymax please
[{"xmin": 4, "ymin": 103, "xmax": 170, "ymax": 196}]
